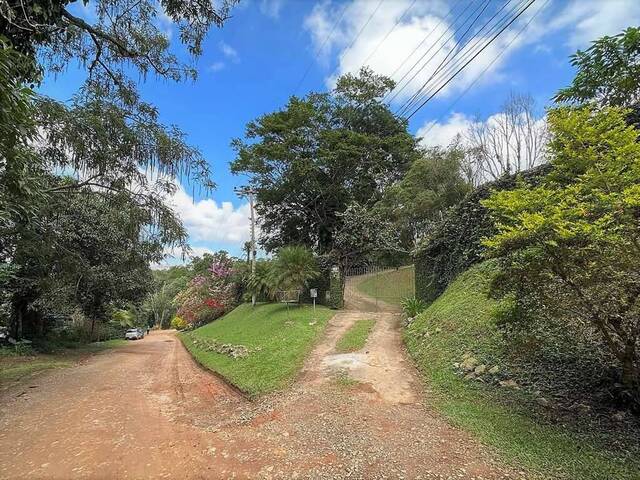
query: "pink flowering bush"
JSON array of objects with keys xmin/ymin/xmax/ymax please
[{"xmin": 174, "ymin": 257, "xmax": 237, "ymax": 326}]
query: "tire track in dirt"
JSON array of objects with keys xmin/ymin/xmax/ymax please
[{"xmin": 0, "ymin": 318, "xmax": 528, "ymax": 479}]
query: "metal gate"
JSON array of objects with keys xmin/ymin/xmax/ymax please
[{"xmin": 343, "ymin": 265, "xmax": 415, "ymax": 312}]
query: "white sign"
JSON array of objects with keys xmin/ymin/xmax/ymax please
[{"xmin": 310, "ymin": 288, "xmax": 318, "ymax": 298}]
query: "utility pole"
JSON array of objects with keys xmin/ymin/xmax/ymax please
[{"xmin": 235, "ymin": 187, "xmax": 257, "ymax": 306}]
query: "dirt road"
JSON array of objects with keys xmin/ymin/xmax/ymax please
[{"xmin": 0, "ymin": 319, "xmax": 524, "ymax": 479}]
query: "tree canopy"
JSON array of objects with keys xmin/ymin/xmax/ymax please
[
  {"xmin": 231, "ymin": 68, "xmax": 420, "ymax": 254},
  {"xmin": 483, "ymin": 106, "xmax": 640, "ymax": 402},
  {"xmin": 554, "ymin": 26, "xmax": 640, "ymax": 108}
]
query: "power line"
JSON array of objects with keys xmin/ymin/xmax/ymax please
[
  {"xmin": 400, "ymin": 0, "xmax": 531, "ymax": 116},
  {"xmin": 324, "ymin": 0, "xmax": 385, "ymax": 82},
  {"xmin": 394, "ymin": 0, "xmax": 494, "ymax": 113},
  {"xmin": 385, "ymin": 0, "xmax": 480, "ymax": 104},
  {"xmin": 405, "ymin": 0, "xmax": 537, "ymax": 119},
  {"xmin": 359, "ymin": 0, "xmax": 418, "ymax": 68},
  {"xmin": 385, "ymin": 0, "xmax": 465, "ymax": 84},
  {"xmin": 294, "ymin": 2, "xmax": 349, "ymax": 95},
  {"xmin": 397, "ymin": 0, "xmax": 522, "ymax": 116},
  {"xmin": 418, "ymin": 0, "xmax": 549, "ymax": 138}
]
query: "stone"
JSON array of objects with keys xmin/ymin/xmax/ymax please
[
  {"xmin": 612, "ymin": 411, "xmax": 626, "ymax": 422},
  {"xmin": 460, "ymin": 357, "xmax": 478, "ymax": 372},
  {"xmin": 536, "ymin": 397, "xmax": 550, "ymax": 408},
  {"xmin": 474, "ymin": 364, "xmax": 487, "ymax": 375},
  {"xmin": 499, "ymin": 379, "xmax": 520, "ymax": 389}
]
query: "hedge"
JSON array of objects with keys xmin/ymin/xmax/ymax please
[{"xmin": 414, "ymin": 164, "xmax": 552, "ymax": 303}]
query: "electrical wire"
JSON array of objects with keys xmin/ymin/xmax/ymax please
[
  {"xmin": 385, "ymin": 0, "xmax": 482, "ymax": 104},
  {"xmin": 405, "ymin": 0, "xmax": 537, "ymax": 119},
  {"xmin": 418, "ymin": 0, "xmax": 549, "ymax": 137},
  {"xmin": 324, "ymin": 0, "xmax": 385, "ymax": 82},
  {"xmin": 394, "ymin": 0, "xmax": 495, "ymax": 112},
  {"xmin": 294, "ymin": 1, "xmax": 350, "ymax": 95},
  {"xmin": 397, "ymin": 0, "xmax": 524, "ymax": 116},
  {"xmin": 359, "ymin": 0, "xmax": 418, "ymax": 68}
]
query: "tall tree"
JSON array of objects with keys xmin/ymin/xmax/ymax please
[
  {"xmin": 554, "ymin": 26, "xmax": 640, "ymax": 108},
  {"xmin": 231, "ymin": 68, "xmax": 420, "ymax": 253},
  {"xmin": 375, "ymin": 145, "xmax": 471, "ymax": 248},
  {"xmin": 465, "ymin": 93, "xmax": 548, "ymax": 182},
  {"xmin": 10, "ymin": 179, "xmax": 158, "ymax": 339},
  {"xmin": 1, "ymin": 0, "xmax": 237, "ymax": 93}
]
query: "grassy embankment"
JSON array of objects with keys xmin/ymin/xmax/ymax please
[
  {"xmin": 335, "ymin": 319, "xmax": 376, "ymax": 353},
  {"xmin": 180, "ymin": 303, "xmax": 334, "ymax": 398},
  {"xmin": 0, "ymin": 339, "xmax": 127, "ymax": 386},
  {"xmin": 356, "ymin": 265, "xmax": 414, "ymax": 306},
  {"xmin": 404, "ymin": 261, "xmax": 640, "ymax": 480}
]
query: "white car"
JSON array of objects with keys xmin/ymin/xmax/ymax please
[{"xmin": 125, "ymin": 328, "xmax": 145, "ymax": 340}]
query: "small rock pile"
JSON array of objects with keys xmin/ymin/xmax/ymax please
[
  {"xmin": 454, "ymin": 352, "xmax": 515, "ymax": 387},
  {"xmin": 188, "ymin": 336, "xmax": 250, "ymax": 359}
]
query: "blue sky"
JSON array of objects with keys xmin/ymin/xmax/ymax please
[{"xmin": 40, "ymin": 0, "xmax": 640, "ymax": 263}]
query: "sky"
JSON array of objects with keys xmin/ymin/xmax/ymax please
[{"xmin": 39, "ymin": 0, "xmax": 640, "ymax": 265}]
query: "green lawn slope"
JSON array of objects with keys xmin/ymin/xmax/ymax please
[
  {"xmin": 180, "ymin": 303, "xmax": 334, "ymax": 397},
  {"xmin": 404, "ymin": 261, "xmax": 640, "ymax": 480},
  {"xmin": 356, "ymin": 265, "xmax": 414, "ymax": 306}
]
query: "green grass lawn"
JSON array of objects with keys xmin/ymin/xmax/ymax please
[
  {"xmin": 180, "ymin": 303, "xmax": 334, "ymax": 397},
  {"xmin": 0, "ymin": 339, "xmax": 127, "ymax": 386},
  {"xmin": 357, "ymin": 265, "xmax": 414, "ymax": 306},
  {"xmin": 404, "ymin": 261, "xmax": 640, "ymax": 480},
  {"xmin": 335, "ymin": 319, "xmax": 376, "ymax": 352}
]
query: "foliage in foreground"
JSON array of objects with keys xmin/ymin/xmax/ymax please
[
  {"xmin": 554, "ymin": 26, "xmax": 640, "ymax": 108},
  {"xmin": 335, "ymin": 319, "xmax": 376, "ymax": 353},
  {"xmin": 401, "ymin": 297, "xmax": 427, "ymax": 318},
  {"xmin": 404, "ymin": 262, "xmax": 640, "ymax": 480},
  {"xmin": 180, "ymin": 303, "xmax": 333, "ymax": 397},
  {"xmin": 483, "ymin": 106, "xmax": 640, "ymax": 405}
]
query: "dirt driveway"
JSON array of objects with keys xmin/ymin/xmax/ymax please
[{"xmin": 0, "ymin": 318, "xmax": 525, "ymax": 479}]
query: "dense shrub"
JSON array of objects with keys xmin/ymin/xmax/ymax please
[
  {"xmin": 414, "ymin": 164, "xmax": 552, "ymax": 303},
  {"xmin": 484, "ymin": 107, "xmax": 640, "ymax": 407},
  {"xmin": 171, "ymin": 316, "xmax": 187, "ymax": 330}
]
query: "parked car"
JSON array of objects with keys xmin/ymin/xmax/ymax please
[{"xmin": 125, "ymin": 328, "xmax": 145, "ymax": 340}]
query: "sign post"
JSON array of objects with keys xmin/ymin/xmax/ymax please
[{"xmin": 310, "ymin": 288, "xmax": 317, "ymax": 313}]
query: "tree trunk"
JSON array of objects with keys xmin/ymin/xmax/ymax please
[
  {"xmin": 621, "ymin": 341, "xmax": 639, "ymax": 391},
  {"xmin": 15, "ymin": 307, "xmax": 23, "ymax": 340}
]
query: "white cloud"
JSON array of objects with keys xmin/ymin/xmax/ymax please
[
  {"xmin": 303, "ymin": 0, "xmax": 549, "ymax": 103},
  {"xmin": 551, "ymin": 0, "xmax": 640, "ymax": 49},
  {"xmin": 155, "ymin": 4, "xmax": 174, "ymax": 40},
  {"xmin": 301, "ymin": 0, "xmax": 639, "ymax": 106},
  {"xmin": 416, "ymin": 112, "xmax": 472, "ymax": 148},
  {"xmin": 219, "ymin": 41, "xmax": 239, "ymax": 62},
  {"xmin": 209, "ymin": 61, "xmax": 225, "ymax": 72},
  {"xmin": 167, "ymin": 183, "xmax": 252, "ymax": 245},
  {"xmin": 260, "ymin": 0, "xmax": 284, "ymax": 19}
]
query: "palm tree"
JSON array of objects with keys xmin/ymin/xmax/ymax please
[
  {"xmin": 270, "ymin": 246, "xmax": 320, "ymax": 295},
  {"xmin": 246, "ymin": 260, "xmax": 277, "ymax": 301}
]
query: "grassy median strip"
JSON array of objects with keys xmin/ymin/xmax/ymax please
[
  {"xmin": 180, "ymin": 303, "xmax": 334, "ymax": 398},
  {"xmin": 335, "ymin": 319, "xmax": 376, "ymax": 353}
]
